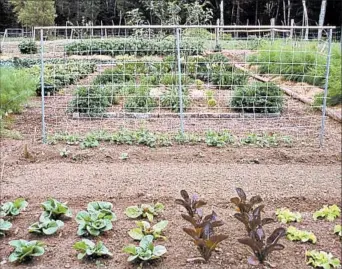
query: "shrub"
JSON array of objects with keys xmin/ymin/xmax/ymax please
[
  {"xmin": 68, "ymin": 86, "xmax": 111, "ymax": 116},
  {"xmin": 0, "ymin": 68, "xmax": 36, "ymax": 117},
  {"xmin": 93, "ymin": 68, "xmax": 134, "ymax": 85},
  {"xmin": 124, "ymin": 86, "xmax": 156, "ymax": 112},
  {"xmin": 231, "ymin": 82, "xmax": 284, "ymax": 113},
  {"xmin": 161, "ymin": 87, "xmax": 190, "ymax": 112},
  {"xmin": 18, "ymin": 40, "xmax": 38, "ymax": 54}
]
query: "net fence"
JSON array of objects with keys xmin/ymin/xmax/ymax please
[{"xmin": 4, "ymin": 25, "xmax": 336, "ymax": 146}]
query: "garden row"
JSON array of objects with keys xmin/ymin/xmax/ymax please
[
  {"xmin": 68, "ymin": 53, "xmax": 284, "ymax": 116},
  {"xmin": 248, "ymin": 40, "xmax": 341, "ymax": 106},
  {"xmin": 1, "ymin": 189, "xmax": 341, "ymax": 268},
  {"xmin": 50, "ymin": 129, "xmax": 293, "ymax": 150}
]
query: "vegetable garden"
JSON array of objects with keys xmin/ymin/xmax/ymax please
[{"xmin": 0, "ymin": 25, "xmax": 341, "ymax": 269}]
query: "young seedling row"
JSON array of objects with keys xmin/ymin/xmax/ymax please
[{"xmin": 0, "ymin": 192, "xmax": 340, "ymax": 268}]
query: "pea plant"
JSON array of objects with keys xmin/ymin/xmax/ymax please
[
  {"xmin": 0, "ymin": 198, "xmax": 28, "ymax": 217},
  {"xmin": 306, "ymin": 250, "xmax": 341, "ymax": 269},
  {"xmin": 276, "ymin": 208, "xmax": 302, "ymax": 224},
  {"xmin": 128, "ymin": 220, "xmax": 168, "ymax": 241},
  {"xmin": 73, "ymin": 239, "xmax": 113, "ymax": 260},
  {"xmin": 8, "ymin": 240, "xmax": 45, "ymax": 263},
  {"xmin": 0, "ymin": 219, "xmax": 12, "ymax": 236},
  {"xmin": 125, "ymin": 203, "xmax": 164, "ymax": 222},
  {"xmin": 286, "ymin": 226, "xmax": 317, "ymax": 244},
  {"xmin": 123, "ymin": 235, "xmax": 167, "ymax": 265},
  {"xmin": 313, "ymin": 205, "xmax": 341, "ymax": 221}
]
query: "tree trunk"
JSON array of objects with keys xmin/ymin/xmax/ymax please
[
  {"xmin": 283, "ymin": 0, "xmax": 286, "ymax": 25},
  {"xmin": 255, "ymin": 0, "xmax": 258, "ymax": 25},
  {"xmin": 302, "ymin": 0, "xmax": 309, "ymax": 40},
  {"xmin": 317, "ymin": 0, "xmax": 327, "ymax": 40},
  {"xmin": 236, "ymin": 1, "xmax": 240, "ymax": 25}
]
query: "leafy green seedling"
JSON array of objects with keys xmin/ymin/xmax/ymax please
[
  {"xmin": 128, "ymin": 220, "xmax": 168, "ymax": 241},
  {"xmin": 87, "ymin": 201, "xmax": 117, "ymax": 221},
  {"xmin": 28, "ymin": 219, "xmax": 64, "ymax": 235},
  {"xmin": 306, "ymin": 250, "xmax": 341, "ymax": 269},
  {"xmin": 40, "ymin": 198, "xmax": 72, "ymax": 221},
  {"xmin": 207, "ymin": 98, "xmax": 217, "ymax": 107},
  {"xmin": 238, "ymin": 227, "xmax": 286, "ymax": 266},
  {"xmin": 0, "ymin": 219, "xmax": 12, "ymax": 236},
  {"xmin": 276, "ymin": 208, "xmax": 302, "ymax": 223},
  {"xmin": 230, "ymin": 187, "xmax": 263, "ymax": 214},
  {"xmin": 125, "ymin": 203, "xmax": 164, "ymax": 222},
  {"xmin": 0, "ymin": 198, "xmax": 28, "ymax": 217},
  {"xmin": 286, "ymin": 226, "xmax": 317, "ymax": 244},
  {"xmin": 76, "ymin": 210, "xmax": 114, "ymax": 237},
  {"xmin": 123, "ymin": 235, "xmax": 167, "ymax": 263},
  {"xmin": 205, "ymin": 130, "xmax": 234, "ymax": 147},
  {"xmin": 60, "ymin": 148, "xmax": 70, "ymax": 157},
  {"xmin": 313, "ymin": 205, "xmax": 341, "ymax": 221},
  {"xmin": 8, "ymin": 240, "xmax": 45, "ymax": 263},
  {"xmin": 73, "ymin": 239, "xmax": 113, "ymax": 260},
  {"xmin": 120, "ymin": 152, "xmax": 129, "ymax": 160},
  {"xmin": 334, "ymin": 225, "xmax": 341, "ymax": 238}
]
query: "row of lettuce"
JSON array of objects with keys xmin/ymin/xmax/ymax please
[{"xmin": 1, "ymin": 191, "xmax": 341, "ymax": 267}]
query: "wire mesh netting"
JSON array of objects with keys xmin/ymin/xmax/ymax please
[{"xmin": 2, "ymin": 25, "xmax": 336, "ymax": 145}]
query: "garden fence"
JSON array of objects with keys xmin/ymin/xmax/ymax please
[{"xmin": 34, "ymin": 25, "xmax": 335, "ymax": 146}]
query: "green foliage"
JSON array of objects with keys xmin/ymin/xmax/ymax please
[
  {"xmin": 40, "ymin": 198, "xmax": 72, "ymax": 220},
  {"xmin": 18, "ymin": 39, "xmax": 37, "ymax": 54},
  {"xmin": 76, "ymin": 210, "xmax": 113, "ymax": 237},
  {"xmin": 68, "ymin": 86, "xmax": 111, "ymax": 116},
  {"xmin": 93, "ymin": 68, "xmax": 134, "ymax": 85},
  {"xmin": 125, "ymin": 203, "xmax": 164, "ymax": 222},
  {"xmin": 161, "ymin": 87, "xmax": 190, "ymax": 112},
  {"xmin": 0, "ymin": 68, "xmax": 36, "ymax": 117},
  {"xmin": 76, "ymin": 201, "xmax": 116, "ymax": 236},
  {"xmin": 286, "ymin": 226, "xmax": 317, "ymax": 244},
  {"xmin": 230, "ymin": 188, "xmax": 263, "ymax": 214},
  {"xmin": 65, "ymin": 38, "xmax": 205, "ymax": 57},
  {"xmin": 80, "ymin": 135, "xmax": 100, "ymax": 149},
  {"xmin": 205, "ymin": 130, "xmax": 234, "ymax": 147},
  {"xmin": 211, "ymin": 70, "xmax": 248, "ymax": 89},
  {"xmin": 0, "ymin": 219, "xmax": 12, "ymax": 236},
  {"xmin": 306, "ymin": 250, "xmax": 341, "ymax": 269},
  {"xmin": 124, "ymin": 86, "xmax": 156, "ymax": 112},
  {"xmin": 313, "ymin": 205, "xmax": 341, "ymax": 221},
  {"xmin": 276, "ymin": 208, "xmax": 302, "ymax": 224},
  {"xmin": 334, "ymin": 225, "xmax": 342, "ymax": 238},
  {"xmin": 240, "ymin": 133, "xmax": 292, "ymax": 147},
  {"xmin": 231, "ymin": 82, "xmax": 284, "ymax": 113},
  {"xmin": 28, "ymin": 219, "xmax": 64, "ymax": 235},
  {"xmin": 73, "ymin": 239, "xmax": 113, "ymax": 260},
  {"xmin": 123, "ymin": 235, "xmax": 167, "ymax": 263},
  {"xmin": 128, "ymin": 220, "xmax": 168, "ymax": 241},
  {"xmin": 8, "ymin": 240, "xmax": 45, "ymax": 263},
  {"xmin": 0, "ymin": 198, "xmax": 28, "ymax": 217},
  {"xmin": 174, "ymin": 132, "xmax": 202, "ymax": 145}
]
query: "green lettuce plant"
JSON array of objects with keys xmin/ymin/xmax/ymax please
[
  {"xmin": 0, "ymin": 198, "xmax": 28, "ymax": 217},
  {"xmin": 76, "ymin": 210, "xmax": 114, "ymax": 236},
  {"xmin": 313, "ymin": 205, "xmax": 341, "ymax": 221},
  {"xmin": 286, "ymin": 226, "xmax": 317, "ymax": 244},
  {"xmin": 306, "ymin": 250, "xmax": 341, "ymax": 269},
  {"xmin": 73, "ymin": 239, "xmax": 113, "ymax": 260},
  {"xmin": 276, "ymin": 208, "xmax": 302, "ymax": 224},
  {"xmin": 128, "ymin": 220, "xmax": 168, "ymax": 241},
  {"xmin": 123, "ymin": 235, "xmax": 167, "ymax": 263},
  {"xmin": 87, "ymin": 201, "xmax": 117, "ymax": 220},
  {"xmin": 125, "ymin": 203, "xmax": 164, "ymax": 222},
  {"xmin": 334, "ymin": 225, "xmax": 341, "ymax": 238},
  {"xmin": 8, "ymin": 240, "xmax": 45, "ymax": 263},
  {"xmin": 0, "ymin": 219, "xmax": 12, "ymax": 236},
  {"xmin": 28, "ymin": 219, "xmax": 64, "ymax": 235},
  {"xmin": 40, "ymin": 198, "xmax": 72, "ymax": 220}
]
